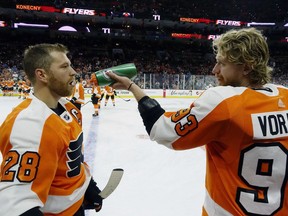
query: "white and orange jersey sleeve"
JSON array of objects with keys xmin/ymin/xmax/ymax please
[
  {"xmin": 148, "ymin": 83, "xmax": 288, "ymax": 216},
  {"xmin": 0, "ymin": 96, "xmax": 91, "ymax": 216},
  {"xmin": 71, "ymin": 82, "xmax": 85, "ymax": 104}
]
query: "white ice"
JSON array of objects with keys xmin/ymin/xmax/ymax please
[{"xmin": 0, "ymin": 96, "xmax": 206, "ymax": 216}]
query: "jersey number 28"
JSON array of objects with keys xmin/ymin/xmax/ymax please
[{"xmin": 1, "ymin": 150, "xmax": 40, "ymax": 183}]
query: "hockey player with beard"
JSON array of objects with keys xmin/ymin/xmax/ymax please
[{"xmin": 0, "ymin": 43, "xmax": 103, "ymax": 216}]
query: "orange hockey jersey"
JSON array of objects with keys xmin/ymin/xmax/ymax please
[
  {"xmin": 71, "ymin": 82, "xmax": 85, "ymax": 104},
  {"xmin": 104, "ymin": 85, "xmax": 115, "ymax": 96},
  {"xmin": 149, "ymin": 83, "xmax": 288, "ymax": 215},
  {"xmin": 0, "ymin": 95, "xmax": 91, "ymax": 216}
]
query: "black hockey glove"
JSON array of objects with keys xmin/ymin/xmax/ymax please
[
  {"xmin": 20, "ymin": 207, "xmax": 43, "ymax": 216},
  {"xmin": 83, "ymin": 178, "xmax": 103, "ymax": 212},
  {"xmin": 113, "ymin": 90, "xmax": 117, "ymax": 96},
  {"xmin": 91, "ymin": 94, "xmax": 99, "ymax": 104}
]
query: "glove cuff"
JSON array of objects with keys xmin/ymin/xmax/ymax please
[{"xmin": 84, "ymin": 178, "xmax": 102, "ymax": 207}]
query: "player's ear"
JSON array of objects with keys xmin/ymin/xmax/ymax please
[{"xmin": 35, "ymin": 69, "xmax": 49, "ymax": 83}]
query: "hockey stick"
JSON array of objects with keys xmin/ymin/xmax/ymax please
[
  {"xmin": 99, "ymin": 168, "xmax": 124, "ymax": 199},
  {"xmin": 116, "ymin": 95, "xmax": 131, "ymax": 102},
  {"xmin": 85, "ymin": 168, "xmax": 124, "ymax": 209},
  {"xmin": 82, "ymin": 100, "xmax": 92, "ymax": 107}
]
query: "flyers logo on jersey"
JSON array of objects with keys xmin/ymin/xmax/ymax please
[{"xmin": 66, "ymin": 133, "xmax": 84, "ymax": 177}]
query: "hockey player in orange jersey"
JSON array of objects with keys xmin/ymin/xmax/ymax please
[
  {"xmin": 22, "ymin": 79, "xmax": 32, "ymax": 99},
  {"xmin": 103, "ymin": 85, "xmax": 116, "ymax": 106},
  {"xmin": 90, "ymin": 73, "xmax": 102, "ymax": 116},
  {"xmin": 69, "ymin": 74, "xmax": 85, "ymax": 110},
  {"xmin": 99, "ymin": 86, "xmax": 105, "ymax": 108},
  {"xmin": 17, "ymin": 79, "xmax": 26, "ymax": 99},
  {"xmin": 0, "ymin": 44, "xmax": 103, "ymax": 216},
  {"xmin": 91, "ymin": 83, "xmax": 102, "ymax": 116},
  {"xmin": 107, "ymin": 28, "xmax": 288, "ymax": 215},
  {"xmin": 5, "ymin": 79, "xmax": 15, "ymax": 96}
]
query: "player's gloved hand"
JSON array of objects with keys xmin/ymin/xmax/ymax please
[
  {"xmin": 113, "ymin": 90, "xmax": 117, "ymax": 96},
  {"xmin": 83, "ymin": 178, "xmax": 103, "ymax": 212},
  {"xmin": 84, "ymin": 195, "xmax": 102, "ymax": 212},
  {"xmin": 70, "ymin": 97, "xmax": 77, "ymax": 103}
]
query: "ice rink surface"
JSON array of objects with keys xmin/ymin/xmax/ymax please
[{"xmin": 0, "ymin": 96, "xmax": 206, "ymax": 216}]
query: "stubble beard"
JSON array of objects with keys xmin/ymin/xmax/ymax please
[{"xmin": 48, "ymin": 75, "xmax": 72, "ymax": 97}]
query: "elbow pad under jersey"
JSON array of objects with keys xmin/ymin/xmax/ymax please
[
  {"xmin": 138, "ymin": 96, "xmax": 165, "ymax": 134},
  {"xmin": 20, "ymin": 207, "xmax": 43, "ymax": 216}
]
